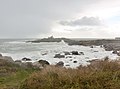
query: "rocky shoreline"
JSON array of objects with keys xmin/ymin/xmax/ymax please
[
  {"xmin": 1, "ymin": 37, "xmax": 120, "ymax": 69},
  {"xmin": 27, "ymin": 36, "xmax": 120, "ymax": 56}
]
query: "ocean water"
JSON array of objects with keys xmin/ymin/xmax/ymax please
[{"xmin": 0, "ymin": 39, "xmax": 119, "ymax": 68}]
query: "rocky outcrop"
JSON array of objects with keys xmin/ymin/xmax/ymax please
[{"xmin": 26, "ymin": 36, "xmax": 80, "ymax": 45}]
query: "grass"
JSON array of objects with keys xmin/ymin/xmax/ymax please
[
  {"xmin": 1, "ymin": 58, "xmax": 120, "ymax": 89},
  {"xmin": 0, "ymin": 59, "xmax": 38, "ymax": 89},
  {"xmin": 19, "ymin": 59, "xmax": 120, "ymax": 89}
]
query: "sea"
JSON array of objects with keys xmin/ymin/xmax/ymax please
[{"xmin": 0, "ymin": 38, "xmax": 119, "ymax": 68}]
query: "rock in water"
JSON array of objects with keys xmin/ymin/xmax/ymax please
[
  {"xmin": 54, "ymin": 54, "xmax": 65, "ymax": 58},
  {"xmin": 22, "ymin": 57, "xmax": 32, "ymax": 61},
  {"xmin": 71, "ymin": 51, "xmax": 79, "ymax": 55},
  {"xmin": 79, "ymin": 52, "xmax": 84, "ymax": 55},
  {"xmin": 64, "ymin": 51, "xmax": 71, "ymax": 55},
  {"xmin": 73, "ymin": 61, "xmax": 77, "ymax": 63}
]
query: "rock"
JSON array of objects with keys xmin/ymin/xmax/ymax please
[
  {"xmin": 71, "ymin": 51, "xmax": 79, "ymax": 55},
  {"xmin": 15, "ymin": 60, "xmax": 22, "ymax": 66},
  {"xmin": 66, "ymin": 56, "xmax": 72, "ymax": 58},
  {"xmin": 90, "ymin": 45, "xmax": 94, "ymax": 48},
  {"xmin": 100, "ymin": 45, "xmax": 103, "ymax": 48},
  {"xmin": 79, "ymin": 52, "xmax": 84, "ymax": 55},
  {"xmin": 73, "ymin": 61, "xmax": 77, "ymax": 63},
  {"xmin": 104, "ymin": 45, "xmax": 113, "ymax": 51},
  {"xmin": 0, "ymin": 54, "xmax": 2, "ymax": 57},
  {"xmin": 117, "ymin": 51, "xmax": 120, "ymax": 56},
  {"xmin": 55, "ymin": 61, "xmax": 64, "ymax": 67},
  {"xmin": 69, "ymin": 59, "xmax": 73, "ymax": 61},
  {"xmin": 15, "ymin": 60, "xmax": 22, "ymax": 62},
  {"xmin": 65, "ymin": 64, "xmax": 70, "ymax": 66},
  {"xmin": 3, "ymin": 56, "xmax": 14, "ymax": 63},
  {"xmin": 93, "ymin": 51, "xmax": 99, "ymax": 52},
  {"xmin": 85, "ymin": 57, "xmax": 89, "ymax": 59},
  {"xmin": 64, "ymin": 51, "xmax": 71, "ymax": 55},
  {"xmin": 22, "ymin": 57, "xmax": 32, "ymax": 61},
  {"xmin": 112, "ymin": 50, "xmax": 118, "ymax": 54},
  {"xmin": 54, "ymin": 54, "xmax": 65, "ymax": 58},
  {"xmin": 38, "ymin": 60, "xmax": 50, "ymax": 67},
  {"xmin": 33, "ymin": 61, "xmax": 43, "ymax": 68}
]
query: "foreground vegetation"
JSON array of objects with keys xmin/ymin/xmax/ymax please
[
  {"xmin": 0, "ymin": 59, "xmax": 38, "ymax": 89},
  {"xmin": 1, "ymin": 58, "xmax": 120, "ymax": 89},
  {"xmin": 20, "ymin": 59, "xmax": 120, "ymax": 89}
]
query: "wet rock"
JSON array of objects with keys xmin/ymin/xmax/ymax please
[
  {"xmin": 22, "ymin": 57, "xmax": 32, "ymax": 61},
  {"xmin": 71, "ymin": 51, "xmax": 79, "ymax": 55},
  {"xmin": 112, "ymin": 50, "xmax": 118, "ymax": 54},
  {"xmin": 90, "ymin": 45, "xmax": 94, "ymax": 48},
  {"xmin": 66, "ymin": 56, "xmax": 72, "ymax": 58},
  {"xmin": 79, "ymin": 52, "xmax": 84, "ymax": 55},
  {"xmin": 64, "ymin": 51, "xmax": 71, "ymax": 55},
  {"xmin": 55, "ymin": 61, "xmax": 64, "ymax": 67},
  {"xmin": 54, "ymin": 54, "xmax": 65, "ymax": 58},
  {"xmin": 73, "ymin": 61, "xmax": 77, "ymax": 63}
]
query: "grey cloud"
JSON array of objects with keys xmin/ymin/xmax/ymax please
[{"xmin": 59, "ymin": 17, "xmax": 102, "ymax": 26}]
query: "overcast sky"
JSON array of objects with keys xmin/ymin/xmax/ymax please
[{"xmin": 0, "ymin": 0, "xmax": 120, "ymax": 38}]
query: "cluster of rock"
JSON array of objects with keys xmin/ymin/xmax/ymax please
[{"xmin": 54, "ymin": 51, "xmax": 84, "ymax": 58}]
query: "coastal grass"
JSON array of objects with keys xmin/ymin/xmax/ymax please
[
  {"xmin": 0, "ymin": 59, "xmax": 38, "ymax": 89},
  {"xmin": 20, "ymin": 60, "xmax": 120, "ymax": 89}
]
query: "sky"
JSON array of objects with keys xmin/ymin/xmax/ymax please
[{"xmin": 0, "ymin": 0, "xmax": 120, "ymax": 38}]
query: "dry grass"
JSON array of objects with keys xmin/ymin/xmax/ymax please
[{"xmin": 20, "ymin": 59, "xmax": 120, "ymax": 89}]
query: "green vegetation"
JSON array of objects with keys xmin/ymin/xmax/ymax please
[
  {"xmin": 0, "ymin": 59, "xmax": 38, "ymax": 89},
  {"xmin": 20, "ymin": 60, "xmax": 120, "ymax": 89}
]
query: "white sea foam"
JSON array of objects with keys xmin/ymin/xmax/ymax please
[{"xmin": 0, "ymin": 39, "xmax": 119, "ymax": 68}]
